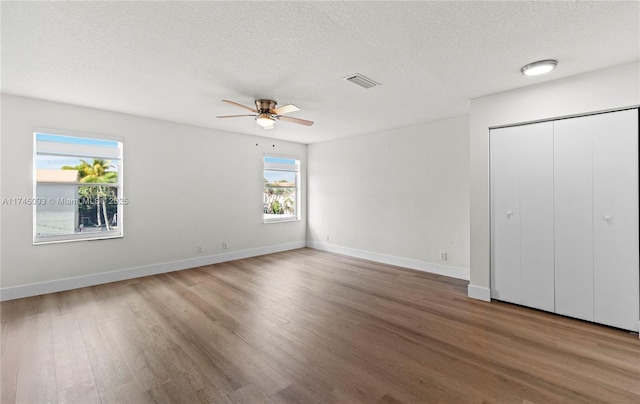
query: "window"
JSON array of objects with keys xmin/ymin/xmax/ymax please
[
  {"xmin": 264, "ymin": 155, "xmax": 300, "ymax": 222},
  {"xmin": 33, "ymin": 130, "xmax": 124, "ymax": 243}
]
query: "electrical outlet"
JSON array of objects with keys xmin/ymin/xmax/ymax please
[
  {"xmin": 196, "ymin": 245, "xmax": 202, "ymax": 254},
  {"xmin": 223, "ymin": 241, "xmax": 228, "ymax": 249},
  {"xmin": 440, "ymin": 251, "xmax": 447, "ymax": 261}
]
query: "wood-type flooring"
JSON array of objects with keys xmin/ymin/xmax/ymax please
[{"xmin": 2, "ymin": 248, "xmax": 639, "ymax": 403}]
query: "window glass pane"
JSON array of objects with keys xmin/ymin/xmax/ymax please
[
  {"xmin": 35, "ymin": 184, "xmax": 78, "ymax": 236},
  {"xmin": 264, "ymin": 156, "xmax": 296, "ymax": 165},
  {"xmin": 35, "ymin": 185, "xmax": 119, "ymax": 237},
  {"xmin": 264, "ymin": 186, "xmax": 296, "ymax": 217},
  {"xmin": 36, "ymin": 155, "xmax": 119, "ymax": 180},
  {"xmin": 263, "ymin": 156, "xmax": 299, "ymax": 221},
  {"xmin": 36, "ymin": 133, "xmax": 119, "ymax": 148},
  {"xmin": 34, "ymin": 131, "xmax": 123, "ymax": 243},
  {"xmin": 264, "ymin": 170, "xmax": 296, "ymax": 187}
]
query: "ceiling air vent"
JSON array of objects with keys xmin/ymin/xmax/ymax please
[{"xmin": 343, "ymin": 73, "xmax": 380, "ymax": 89}]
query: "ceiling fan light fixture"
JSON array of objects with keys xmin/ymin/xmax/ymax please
[
  {"xmin": 256, "ymin": 113, "xmax": 275, "ymax": 128},
  {"xmin": 521, "ymin": 59, "xmax": 558, "ymax": 76}
]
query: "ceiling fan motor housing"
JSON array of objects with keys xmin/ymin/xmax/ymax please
[
  {"xmin": 255, "ymin": 99, "xmax": 277, "ymax": 113},
  {"xmin": 254, "ymin": 99, "xmax": 277, "ymax": 127}
]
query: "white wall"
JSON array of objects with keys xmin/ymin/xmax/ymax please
[
  {"xmin": 0, "ymin": 94, "xmax": 307, "ymax": 299},
  {"xmin": 469, "ymin": 62, "xmax": 640, "ymax": 301},
  {"xmin": 307, "ymin": 116, "xmax": 470, "ymax": 279},
  {"xmin": 6, "ymin": 63, "xmax": 636, "ymax": 301}
]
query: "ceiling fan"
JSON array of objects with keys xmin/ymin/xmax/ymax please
[{"xmin": 216, "ymin": 99, "xmax": 314, "ymax": 128}]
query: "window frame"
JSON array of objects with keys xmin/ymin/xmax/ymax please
[
  {"xmin": 33, "ymin": 128, "xmax": 124, "ymax": 244},
  {"xmin": 263, "ymin": 154, "xmax": 300, "ymax": 224}
]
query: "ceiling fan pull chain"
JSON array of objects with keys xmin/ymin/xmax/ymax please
[{"xmin": 272, "ymin": 124, "xmax": 276, "ymax": 148}]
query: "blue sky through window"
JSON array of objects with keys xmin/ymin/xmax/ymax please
[
  {"xmin": 264, "ymin": 156, "xmax": 296, "ymax": 165},
  {"xmin": 264, "ymin": 157, "xmax": 298, "ymax": 184},
  {"xmin": 35, "ymin": 133, "xmax": 120, "ymax": 171},
  {"xmin": 36, "ymin": 133, "xmax": 119, "ymax": 148}
]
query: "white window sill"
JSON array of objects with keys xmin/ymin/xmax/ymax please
[
  {"xmin": 34, "ymin": 231, "xmax": 122, "ymax": 245},
  {"xmin": 263, "ymin": 215, "xmax": 299, "ymax": 224}
]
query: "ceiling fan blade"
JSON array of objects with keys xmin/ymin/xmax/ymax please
[
  {"xmin": 271, "ymin": 104, "xmax": 300, "ymax": 115},
  {"xmin": 216, "ymin": 114, "xmax": 257, "ymax": 118},
  {"xmin": 222, "ymin": 100, "xmax": 258, "ymax": 113},
  {"xmin": 277, "ymin": 115, "xmax": 314, "ymax": 126}
]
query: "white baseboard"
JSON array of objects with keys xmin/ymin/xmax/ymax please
[
  {"xmin": 307, "ymin": 241, "xmax": 469, "ymax": 280},
  {"xmin": 467, "ymin": 284, "xmax": 491, "ymax": 302},
  {"xmin": 0, "ymin": 241, "xmax": 306, "ymax": 301}
]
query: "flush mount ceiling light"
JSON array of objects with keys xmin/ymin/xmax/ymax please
[{"xmin": 521, "ymin": 59, "xmax": 558, "ymax": 76}]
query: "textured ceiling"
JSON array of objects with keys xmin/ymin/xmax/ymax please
[{"xmin": 2, "ymin": 1, "xmax": 639, "ymax": 144}]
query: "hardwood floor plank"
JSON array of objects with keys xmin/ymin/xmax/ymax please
[
  {"xmin": 2, "ymin": 248, "xmax": 639, "ymax": 403},
  {"xmin": 145, "ymin": 379, "xmax": 204, "ymax": 404},
  {"xmin": 14, "ymin": 313, "xmax": 57, "ymax": 403},
  {"xmin": 98, "ymin": 380, "xmax": 154, "ymax": 404},
  {"xmin": 101, "ymin": 295, "xmax": 172, "ymax": 393},
  {"xmin": 57, "ymin": 378, "xmax": 101, "ymax": 404},
  {"xmin": 227, "ymin": 383, "xmax": 274, "ymax": 403},
  {"xmin": 1, "ymin": 305, "xmax": 26, "ymax": 403},
  {"xmin": 194, "ymin": 385, "xmax": 234, "ymax": 404},
  {"xmin": 51, "ymin": 313, "xmax": 95, "ymax": 394},
  {"xmin": 77, "ymin": 314, "xmax": 134, "ymax": 393}
]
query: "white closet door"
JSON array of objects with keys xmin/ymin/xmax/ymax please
[
  {"xmin": 490, "ymin": 127, "xmax": 521, "ymax": 303},
  {"xmin": 554, "ymin": 117, "xmax": 594, "ymax": 322},
  {"xmin": 519, "ymin": 122, "xmax": 555, "ymax": 312},
  {"xmin": 592, "ymin": 110, "xmax": 639, "ymax": 331},
  {"xmin": 490, "ymin": 122, "xmax": 554, "ymax": 310}
]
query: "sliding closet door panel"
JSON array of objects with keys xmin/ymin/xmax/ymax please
[
  {"xmin": 592, "ymin": 109, "xmax": 639, "ymax": 331},
  {"xmin": 490, "ymin": 127, "xmax": 521, "ymax": 303},
  {"xmin": 519, "ymin": 122, "xmax": 555, "ymax": 312},
  {"xmin": 554, "ymin": 118, "xmax": 594, "ymax": 322}
]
